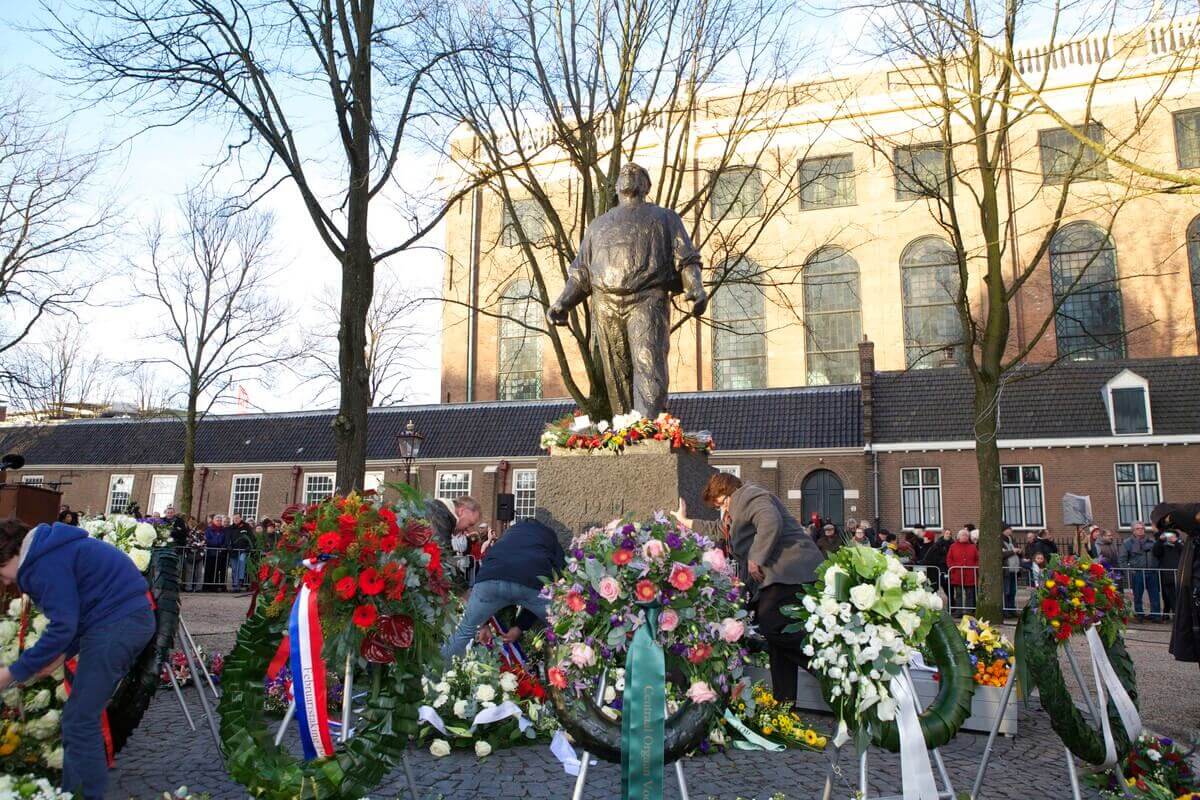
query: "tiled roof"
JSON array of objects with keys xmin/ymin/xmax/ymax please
[
  {"xmin": 0, "ymin": 384, "xmax": 863, "ymax": 466},
  {"xmin": 872, "ymin": 356, "xmax": 1200, "ymax": 443}
]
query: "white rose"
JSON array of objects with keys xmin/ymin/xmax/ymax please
[
  {"xmin": 818, "ymin": 597, "xmax": 839, "ymax": 616},
  {"xmin": 475, "ymin": 684, "xmax": 496, "ymax": 703},
  {"xmin": 453, "ymin": 699, "xmax": 468, "ymax": 718},
  {"xmin": 429, "ymin": 739, "xmax": 451, "ymax": 758},
  {"xmin": 433, "ymin": 694, "xmax": 448, "ymax": 709},
  {"xmin": 0, "ymin": 620, "xmax": 16, "ymax": 645},
  {"xmin": 604, "ymin": 686, "xmax": 616, "ymax": 704},
  {"xmin": 129, "ymin": 548, "xmax": 152, "ymax": 572},
  {"xmin": 499, "ymin": 673, "xmax": 518, "ymax": 693},
  {"xmin": 1148, "ymin": 749, "xmax": 1162, "ymax": 763},
  {"xmin": 43, "ymin": 746, "xmax": 64, "ymax": 770},
  {"xmin": 474, "ymin": 740, "xmax": 492, "ymax": 758},
  {"xmin": 25, "ymin": 689, "xmax": 51, "ymax": 712},
  {"xmin": 895, "ymin": 610, "xmax": 921, "ymax": 637},
  {"xmin": 849, "ymin": 584, "xmax": 878, "ymax": 611},
  {"xmin": 134, "ymin": 523, "xmax": 158, "ymax": 547},
  {"xmin": 928, "ymin": 593, "xmax": 944, "ymax": 611},
  {"xmin": 7, "ymin": 598, "xmax": 22, "ymax": 618},
  {"xmin": 878, "ymin": 572, "xmax": 902, "ymax": 592},
  {"xmin": 434, "ymin": 682, "xmax": 450, "ymax": 694},
  {"xmin": 901, "ymin": 590, "xmax": 924, "ymax": 609}
]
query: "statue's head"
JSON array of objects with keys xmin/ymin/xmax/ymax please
[{"xmin": 616, "ymin": 163, "xmax": 651, "ymax": 201}]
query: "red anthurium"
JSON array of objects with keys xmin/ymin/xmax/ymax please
[
  {"xmin": 377, "ymin": 614, "xmax": 415, "ymax": 649},
  {"xmin": 360, "ymin": 631, "xmax": 396, "ymax": 664}
]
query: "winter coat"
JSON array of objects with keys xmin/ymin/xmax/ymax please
[{"xmin": 946, "ymin": 541, "xmax": 980, "ymax": 586}]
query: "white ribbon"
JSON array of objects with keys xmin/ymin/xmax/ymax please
[
  {"xmin": 890, "ymin": 674, "xmax": 940, "ymax": 800},
  {"xmin": 418, "ymin": 705, "xmax": 448, "ymax": 736},
  {"xmin": 1083, "ymin": 625, "xmax": 1142, "ymax": 768},
  {"xmin": 550, "ymin": 729, "xmax": 597, "ymax": 776},
  {"xmin": 470, "ymin": 700, "xmax": 533, "ymax": 733}
]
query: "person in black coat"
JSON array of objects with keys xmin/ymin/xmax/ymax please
[
  {"xmin": 1152, "ymin": 503, "xmax": 1200, "ymax": 671},
  {"xmin": 440, "ymin": 518, "xmax": 565, "ymax": 659},
  {"xmin": 1154, "ymin": 530, "xmax": 1184, "ymax": 614}
]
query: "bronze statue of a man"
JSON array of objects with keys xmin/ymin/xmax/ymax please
[{"xmin": 548, "ymin": 163, "xmax": 707, "ymax": 418}]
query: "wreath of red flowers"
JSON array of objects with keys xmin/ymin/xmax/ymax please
[{"xmin": 1031, "ymin": 556, "xmax": 1125, "ymax": 643}]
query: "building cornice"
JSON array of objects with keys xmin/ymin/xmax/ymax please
[{"xmin": 869, "ymin": 434, "xmax": 1200, "ymax": 453}]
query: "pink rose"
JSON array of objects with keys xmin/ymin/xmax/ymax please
[
  {"xmin": 720, "ymin": 617, "xmax": 745, "ymax": 642},
  {"xmin": 669, "ymin": 563, "xmax": 695, "ymax": 591},
  {"xmin": 702, "ymin": 549, "xmax": 727, "ymax": 572},
  {"xmin": 686, "ymin": 680, "xmax": 717, "ymax": 704},
  {"xmin": 569, "ymin": 643, "xmax": 596, "ymax": 667},
  {"xmin": 642, "ymin": 539, "xmax": 667, "ymax": 561},
  {"xmin": 659, "ymin": 608, "xmax": 680, "ymax": 632},
  {"xmin": 597, "ymin": 576, "xmax": 621, "ymax": 603}
]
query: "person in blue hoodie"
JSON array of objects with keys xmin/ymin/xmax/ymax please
[{"xmin": 0, "ymin": 518, "xmax": 155, "ymax": 800}]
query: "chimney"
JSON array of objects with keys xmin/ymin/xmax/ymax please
[{"xmin": 858, "ymin": 337, "xmax": 875, "ymax": 445}]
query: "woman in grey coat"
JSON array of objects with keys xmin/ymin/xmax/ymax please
[{"xmin": 674, "ymin": 472, "xmax": 825, "ymax": 706}]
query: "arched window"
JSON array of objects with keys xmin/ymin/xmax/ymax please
[
  {"xmin": 497, "ymin": 280, "xmax": 543, "ymax": 400},
  {"xmin": 1050, "ymin": 222, "xmax": 1125, "ymax": 361},
  {"xmin": 1188, "ymin": 216, "xmax": 1200, "ymax": 338},
  {"xmin": 901, "ymin": 236, "xmax": 965, "ymax": 368},
  {"xmin": 712, "ymin": 259, "xmax": 767, "ymax": 390},
  {"xmin": 803, "ymin": 246, "xmax": 861, "ymax": 384}
]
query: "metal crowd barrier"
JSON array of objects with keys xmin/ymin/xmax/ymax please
[{"xmin": 167, "ymin": 546, "xmax": 263, "ymax": 593}]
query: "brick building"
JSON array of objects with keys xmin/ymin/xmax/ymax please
[{"xmin": 3, "ymin": 344, "xmax": 1196, "ymax": 543}]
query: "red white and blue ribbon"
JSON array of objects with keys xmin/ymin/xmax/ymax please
[
  {"xmin": 488, "ymin": 616, "xmax": 527, "ymax": 668},
  {"xmin": 288, "ymin": 558, "xmax": 335, "ymax": 760}
]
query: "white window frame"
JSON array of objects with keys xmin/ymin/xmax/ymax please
[
  {"xmin": 147, "ymin": 474, "xmax": 179, "ymax": 516},
  {"xmin": 229, "ymin": 473, "xmax": 263, "ymax": 520},
  {"xmin": 900, "ymin": 467, "xmax": 942, "ymax": 530},
  {"xmin": 1000, "ymin": 464, "xmax": 1046, "ymax": 530},
  {"xmin": 107, "ymin": 474, "xmax": 135, "ymax": 515},
  {"xmin": 20, "ymin": 475, "xmax": 44, "ymax": 486},
  {"xmin": 303, "ymin": 472, "xmax": 336, "ymax": 506},
  {"xmin": 713, "ymin": 465, "xmax": 742, "ymax": 477},
  {"xmin": 435, "ymin": 470, "xmax": 472, "ymax": 500},
  {"xmin": 1103, "ymin": 369, "xmax": 1153, "ymax": 436},
  {"xmin": 512, "ymin": 468, "xmax": 537, "ymax": 520},
  {"xmin": 1114, "ymin": 461, "xmax": 1162, "ymax": 530}
]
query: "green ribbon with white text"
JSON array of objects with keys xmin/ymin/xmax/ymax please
[{"xmin": 621, "ymin": 605, "xmax": 665, "ymax": 800}]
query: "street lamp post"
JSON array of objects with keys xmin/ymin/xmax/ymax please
[{"xmin": 396, "ymin": 419, "xmax": 425, "ymax": 486}]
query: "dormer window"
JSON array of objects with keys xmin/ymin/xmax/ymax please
[{"xmin": 1103, "ymin": 369, "xmax": 1151, "ymax": 436}]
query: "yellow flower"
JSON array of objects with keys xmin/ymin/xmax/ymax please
[
  {"xmin": 816, "ymin": 736, "xmax": 828, "ymax": 748},
  {"xmin": 804, "ymin": 730, "xmax": 819, "ymax": 745},
  {"xmin": 1045, "ymin": 580, "xmax": 1056, "ymax": 588},
  {"xmin": 763, "ymin": 726, "xmax": 774, "ymax": 735},
  {"xmin": 1050, "ymin": 620, "xmax": 1061, "ymax": 628},
  {"xmin": 1075, "ymin": 579, "xmax": 1085, "ymax": 588},
  {"xmin": 1071, "ymin": 598, "xmax": 1082, "ymax": 607}
]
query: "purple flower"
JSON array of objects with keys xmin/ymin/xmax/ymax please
[
  {"xmin": 1161, "ymin": 737, "xmax": 1174, "ymax": 746},
  {"xmin": 622, "ymin": 524, "xmax": 636, "ymax": 535},
  {"xmin": 610, "ymin": 696, "xmax": 623, "ymax": 711},
  {"xmin": 666, "ymin": 532, "xmax": 683, "ymax": 549},
  {"xmin": 621, "ymin": 537, "xmax": 637, "ymax": 550},
  {"xmin": 586, "ymin": 601, "xmax": 600, "ymax": 615},
  {"xmin": 572, "ymin": 548, "xmax": 585, "ymax": 560},
  {"xmin": 546, "ymin": 631, "xmax": 557, "ymax": 642},
  {"xmin": 610, "ymin": 615, "xmax": 623, "ymax": 625},
  {"xmin": 670, "ymin": 643, "xmax": 687, "ymax": 655}
]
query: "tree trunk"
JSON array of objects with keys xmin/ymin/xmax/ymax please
[
  {"xmin": 180, "ymin": 384, "xmax": 199, "ymax": 517},
  {"xmin": 973, "ymin": 377, "xmax": 1004, "ymax": 623},
  {"xmin": 334, "ymin": 241, "xmax": 373, "ymax": 493}
]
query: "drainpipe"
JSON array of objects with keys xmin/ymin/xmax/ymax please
[
  {"xmin": 497, "ymin": 459, "xmax": 510, "ymax": 533},
  {"xmin": 196, "ymin": 466, "xmax": 210, "ymax": 522},
  {"xmin": 290, "ymin": 465, "xmax": 302, "ymax": 505},
  {"xmin": 872, "ymin": 449, "xmax": 880, "ymax": 531},
  {"xmin": 466, "ymin": 187, "xmax": 483, "ymax": 402}
]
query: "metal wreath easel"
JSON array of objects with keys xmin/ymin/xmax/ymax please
[
  {"xmin": 273, "ymin": 655, "xmax": 422, "ymax": 800},
  {"xmin": 818, "ymin": 665, "xmax": 958, "ymax": 800},
  {"xmin": 162, "ymin": 614, "xmax": 223, "ymax": 750},
  {"xmin": 969, "ymin": 644, "xmax": 1134, "ymax": 800},
  {"xmin": 569, "ymin": 669, "xmax": 694, "ymax": 800}
]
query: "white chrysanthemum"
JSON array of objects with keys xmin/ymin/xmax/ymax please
[
  {"xmin": 0, "ymin": 620, "xmax": 17, "ymax": 645},
  {"xmin": 129, "ymin": 548, "xmax": 151, "ymax": 572},
  {"xmin": 43, "ymin": 745, "xmax": 64, "ymax": 770},
  {"xmin": 434, "ymin": 682, "xmax": 450, "ymax": 695},
  {"xmin": 877, "ymin": 571, "xmax": 902, "ymax": 592},
  {"xmin": 25, "ymin": 709, "xmax": 60, "ymax": 740},
  {"xmin": 475, "ymin": 684, "xmax": 495, "ymax": 703},
  {"xmin": 134, "ymin": 523, "xmax": 158, "ymax": 548},
  {"xmin": 499, "ymin": 673, "xmax": 518, "ymax": 693},
  {"xmin": 55, "ymin": 683, "xmax": 69, "ymax": 703},
  {"xmin": 474, "ymin": 740, "xmax": 492, "ymax": 758},
  {"xmin": 432, "ymin": 694, "xmax": 448, "ymax": 709},
  {"xmin": 25, "ymin": 689, "xmax": 51, "ymax": 712},
  {"xmin": 7, "ymin": 598, "xmax": 22, "ymax": 618},
  {"xmin": 32, "ymin": 615, "xmax": 49, "ymax": 634}
]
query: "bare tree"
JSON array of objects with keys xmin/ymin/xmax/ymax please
[
  {"xmin": 846, "ymin": 0, "xmax": 1190, "ymax": 620},
  {"xmin": 135, "ymin": 188, "xmax": 295, "ymax": 516},
  {"xmin": 43, "ymin": 0, "xmax": 474, "ymax": 490},
  {"xmin": 124, "ymin": 363, "xmax": 174, "ymax": 415},
  {"xmin": 427, "ymin": 0, "xmax": 846, "ymax": 418},
  {"xmin": 0, "ymin": 87, "xmax": 114, "ymax": 395},
  {"xmin": 301, "ymin": 278, "xmax": 425, "ymax": 407},
  {"xmin": 5, "ymin": 321, "xmax": 120, "ymax": 419}
]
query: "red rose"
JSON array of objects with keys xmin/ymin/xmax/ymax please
[
  {"xmin": 686, "ymin": 643, "xmax": 712, "ymax": 664},
  {"xmin": 1040, "ymin": 598, "xmax": 1061, "ymax": 619},
  {"xmin": 302, "ymin": 569, "xmax": 325, "ymax": 590},
  {"xmin": 335, "ymin": 576, "xmax": 357, "ymax": 600},
  {"xmin": 317, "ymin": 532, "xmax": 341, "ymax": 553},
  {"xmin": 612, "ymin": 549, "xmax": 633, "ymax": 566},
  {"xmin": 359, "ymin": 567, "xmax": 386, "ymax": 596},
  {"xmin": 352, "ymin": 603, "xmax": 379, "ymax": 628},
  {"xmin": 1089, "ymin": 563, "xmax": 1106, "ymax": 579}
]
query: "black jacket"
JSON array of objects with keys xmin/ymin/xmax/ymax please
[
  {"xmin": 474, "ymin": 519, "xmax": 565, "ymax": 591},
  {"xmin": 1027, "ymin": 537, "xmax": 1059, "ymax": 564},
  {"xmin": 168, "ymin": 514, "xmax": 190, "ymax": 547},
  {"xmin": 1154, "ymin": 539, "xmax": 1183, "ymax": 571}
]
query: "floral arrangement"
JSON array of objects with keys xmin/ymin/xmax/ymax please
[
  {"xmin": 79, "ymin": 515, "xmax": 171, "ymax": 572},
  {"xmin": 260, "ymin": 665, "xmax": 344, "ymax": 716},
  {"xmin": 543, "ymin": 517, "xmax": 748, "ymax": 702},
  {"xmin": 156, "ymin": 790, "xmax": 211, "ymax": 800},
  {"xmin": 256, "ymin": 491, "xmax": 453, "ymax": 668},
  {"xmin": 0, "ymin": 600, "xmax": 65, "ymax": 779},
  {"xmin": 158, "ymin": 648, "xmax": 224, "ymax": 689},
  {"xmin": 729, "ymin": 684, "xmax": 828, "ymax": 751},
  {"xmin": 957, "ymin": 616, "xmax": 1013, "ymax": 687},
  {"xmin": 785, "ymin": 546, "xmax": 943, "ymax": 736},
  {"xmin": 421, "ymin": 651, "xmax": 550, "ymax": 758},
  {"xmin": 540, "ymin": 412, "xmax": 713, "ymax": 454},
  {"xmin": 0, "ymin": 773, "xmax": 71, "ymax": 800},
  {"xmin": 1033, "ymin": 555, "xmax": 1126, "ymax": 643},
  {"xmin": 1089, "ymin": 734, "xmax": 1198, "ymax": 799}
]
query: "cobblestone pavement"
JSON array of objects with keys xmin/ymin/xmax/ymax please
[{"xmin": 107, "ymin": 594, "xmax": 1196, "ymax": 800}]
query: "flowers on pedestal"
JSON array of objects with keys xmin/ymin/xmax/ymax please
[{"xmin": 540, "ymin": 413, "xmax": 713, "ymax": 454}]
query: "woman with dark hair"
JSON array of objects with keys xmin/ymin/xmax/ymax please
[
  {"xmin": 672, "ymin": 471, "xmax": 825, "ymax": 707},
  {"xmin": 0, "ymin": 517, "xmax": 155, "ymax": 799}
]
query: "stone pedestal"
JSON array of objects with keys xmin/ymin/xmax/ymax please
[{"xmin": 534, "ymin": 439, "xmax": 718, "ymax": 542}]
